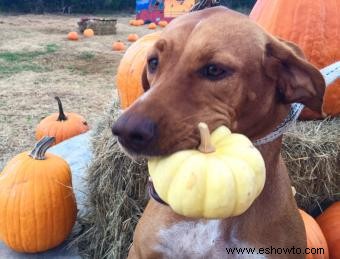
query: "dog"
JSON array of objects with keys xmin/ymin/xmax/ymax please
[{"xmin": 112, "ymin": 6, "xmax": 325, "ymax": 259}]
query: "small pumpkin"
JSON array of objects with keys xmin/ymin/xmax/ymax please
[
  {"xmin": 158, "ymin": 20, "xmax": 168, "ymax": 27},
  {"xmin": 83, "ymin": 28, "xmax": 94, "ymax": 37},
  {"xmin": 67, "ymin": 31, "xmax": 79, "ymax": 41},
  {"xmin": 148, "ymin": 123, "xmax": 266, "ymax": 219},
  {"xmin": 112, "ymin": 40, "xmax": 125, "ymax": 51},
  {"xmin": 299, "ymin": 209, "xmax": 329, "ymax": 259},
  {"xmin": 127, "ymin": 33, "xmax": 139, "ymax": 42},
  {"xmin": 129, "ymin": 19, "xmax": 135, "ymax": 25},
  {"xmin": 249, "ymin": 0, "xmax": 340, "ymax": 118},
  {"xmin": 148, "ymin": 23, "xmax": 157, "ymax": 29},
  {"xmin": 116, "ymin": 32, "xmax": 161, "ymax": 109},
  {"xmin": 35, "ymin": 96, "xmax": 89, "ymax": 145},
  {"xmin": 316, "ymin": 202, "xmax": 340, "ymax": 259},
  {"xmin": 131, "ymin": 20, "xmax": 141, "ymax": 26},
  {"xmin": 136, "ymin": 19, "xmax": 144, "ymax": 25},
  {"xmin": 0, "ymin": 137, "xmax": 77, "ymax": 253}
]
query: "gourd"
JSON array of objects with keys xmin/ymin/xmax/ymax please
[
  {"xmin": 0, "ymin": 137, "xmax": 77, "ymax": 253},
  {"xmin": 249, "ymin": 0, "xmax": 340, "ymax": 118},
  {"xmin": 148, "ymin": 123, "xmax": 266, "ymax": 219},
  {"xmin": 35, "ymin": 97, "xmax": 89, "ymax": 144},
  {"xmin": 299, "ymin": 209, "xmax": 329, "ymax": 259},
  {"xmin": 316, "ymin": 202, "xmax": 340, "ymax": 259},
  {"xmin": 116, "ymin": 32, "xmax": 161, "ymax": 109}
]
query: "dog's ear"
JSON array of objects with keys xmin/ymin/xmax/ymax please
[
  {"xmin": 141, "ymin": 66, "xmax": 150, "ymax": 92},
  {"xmin": 263, "ymin": 37, "xmax": 325, "ymax": 112}
]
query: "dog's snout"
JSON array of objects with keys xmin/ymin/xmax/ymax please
[{"xmin": 112, "ymin": 114, "xmax": 156, "ymax": 152}]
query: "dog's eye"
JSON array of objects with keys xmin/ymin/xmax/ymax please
[
  {"xmin": 201, "ymin": 64, "xmax": 229, "ymax": 80},
  {"xmin": 148, "ymin": 57, "xmax": 158, "ymax": 73}
]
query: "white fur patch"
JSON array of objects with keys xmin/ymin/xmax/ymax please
[
  {"xmin": 155, "ymin": 220, "xmax": 267, "ymax": 258},
  {"xmin": 156, "ymin": 220, "xmax": 221, "ymax": 258}
]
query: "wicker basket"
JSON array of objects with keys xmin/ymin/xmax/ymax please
[{"xmin": 78, "ymin": 17, "xmax": 117, "ymax": 35}]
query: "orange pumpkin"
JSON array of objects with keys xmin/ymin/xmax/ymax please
[
  {"xmin": 131, "ymin": 20, "xmax": 141, "ymax": 26},
  {"xmin": 317, "ymin": 202, "xmax": 340, "ymax": 259},
  {"xmin": 116, "ymin": 32, "xmax": 160, "ymax": 109},
  {"xmin": 112, "ymin": 40, "xmax": 125, "ymax": 51},
  {"xmin": 137, "ymin": 19, "xmax": 144, "ymax": 25},
  {"xmin": 148, "ymin": 22, "xmax": 157, "ymax": 29},
  {"xmin": 67, "ymin": 31, "xmax": 79, "ymax": 41},
  {"xmin": 83, "ymin": 28, "xmax": 94, "ymax": 37},
  {"xmin": 129, "ymin": 19, "xmax": 135, "ymax": 25},
  {"xmin": 250, "ymin": 0, "xmax": 340, "ymax": 118},
  {"xmin": 128, "ymin": 33, "xmax": 139, "ymax": 42},
  {"xmin": 35, "ymin": 97, "xmax": 89, "ymax": 144},
  {"xmin": 299, "ymin": 209, "xmax": 329, "ymax": 259},
  {"xmin": 0, "ymin": 136, "xmax": 77, "ymax": 253},
  {"xmin": 158, "ymin": 20, "xmax": 168, "ymax": 27}
]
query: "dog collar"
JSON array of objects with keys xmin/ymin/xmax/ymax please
[
  {"xmin": 148, "ymin": 180, "xmax": 168, "ymax": 206},
  {"xmin": 253, "ymin": 61, "xmax": 340, "ymax": 146}
]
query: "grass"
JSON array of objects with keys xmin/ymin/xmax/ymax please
[
  {"xmin": 0, "ymin": 43, "xmax": 59, "ymax": 77},
  {"xmin": 79, "ymin": 51, "xmax": 95, "ymax": 60}
]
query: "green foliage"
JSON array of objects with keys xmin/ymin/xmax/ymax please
[
  {"xmin": 79, "ymin": 51, "xmax": 95, "ymax": 60},
  {"xmin": 0, "ymin": 0, "xmax": 136, "ymax": 13},
  {"xmin": 0, "ymin": 44, "xmax": 58, "ymax": 77}
]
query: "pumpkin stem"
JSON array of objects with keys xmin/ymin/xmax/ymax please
[
  {"xmin": 29, "ymin": 136, "xmax": 55, "ymax": 160},
  {"xmin": 55, "ymin": 96, "xmax": 68, "ymax": 121},
  {"xmin": 198, "ymin": 122, "xmax": 215, "ymax": 153}
]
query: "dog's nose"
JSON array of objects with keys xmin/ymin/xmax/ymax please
[{"xmin": 112, "ymin": 114, "xmax": 156, "ymax": 152}]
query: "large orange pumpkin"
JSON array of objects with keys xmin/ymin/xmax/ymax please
[
  {"xmin": 0, "ymin": 137, "xmax": 77, "ymax": 253},
  {"xmin": 249, "ymin": 0, "xmax": 340, "ymax": 118},
  {"xmin": 35, "ymin": 97, "xmax": 89, "ymax": 144},
  {"xmin": 317, "ymin": 202, "xmax": 340, "ymax": 259},
  {"xmin": 299, "ymin": 209, "xmax": 329, "ymax": 259},
  {"xmin": 116, "ymin": 32, "xmax": 161, "ymax": 109}
]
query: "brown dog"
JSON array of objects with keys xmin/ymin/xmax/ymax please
[{"xmin": 112, "ymin": 7, "xmax": 325, "ymax": 259}]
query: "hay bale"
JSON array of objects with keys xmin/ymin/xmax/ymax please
[
  {"xmin": 78, "ymin": 17, "xmax": 117, "ymax": 35},
  {"xmin": 282, "ymin": 118, "xmax": 340, "ymax": 215},
  {"xmin": 74, "ymin": 99, "xmax": 339, "ymax": 258},
  {"xmin": 73, "ymin": 99, "xmax": 148, "ymax": 259}
]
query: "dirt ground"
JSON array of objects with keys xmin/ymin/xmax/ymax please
[{"xmin": 0, "ymin": 13, "xmax": 157, "ymax": 169}]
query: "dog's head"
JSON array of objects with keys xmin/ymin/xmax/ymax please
[{"xmin": 112, "ymin": 7, "xmax": 325, "ymax": 157}]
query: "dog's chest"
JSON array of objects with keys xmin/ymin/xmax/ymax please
[{"xmin": 155, "ymin": 220, "xmax": 267, "ymax": 259}]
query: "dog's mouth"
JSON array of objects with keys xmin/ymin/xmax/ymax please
[{"xmin": 116, "ymin": 136, "xmax": 199, "ymax": 160}]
